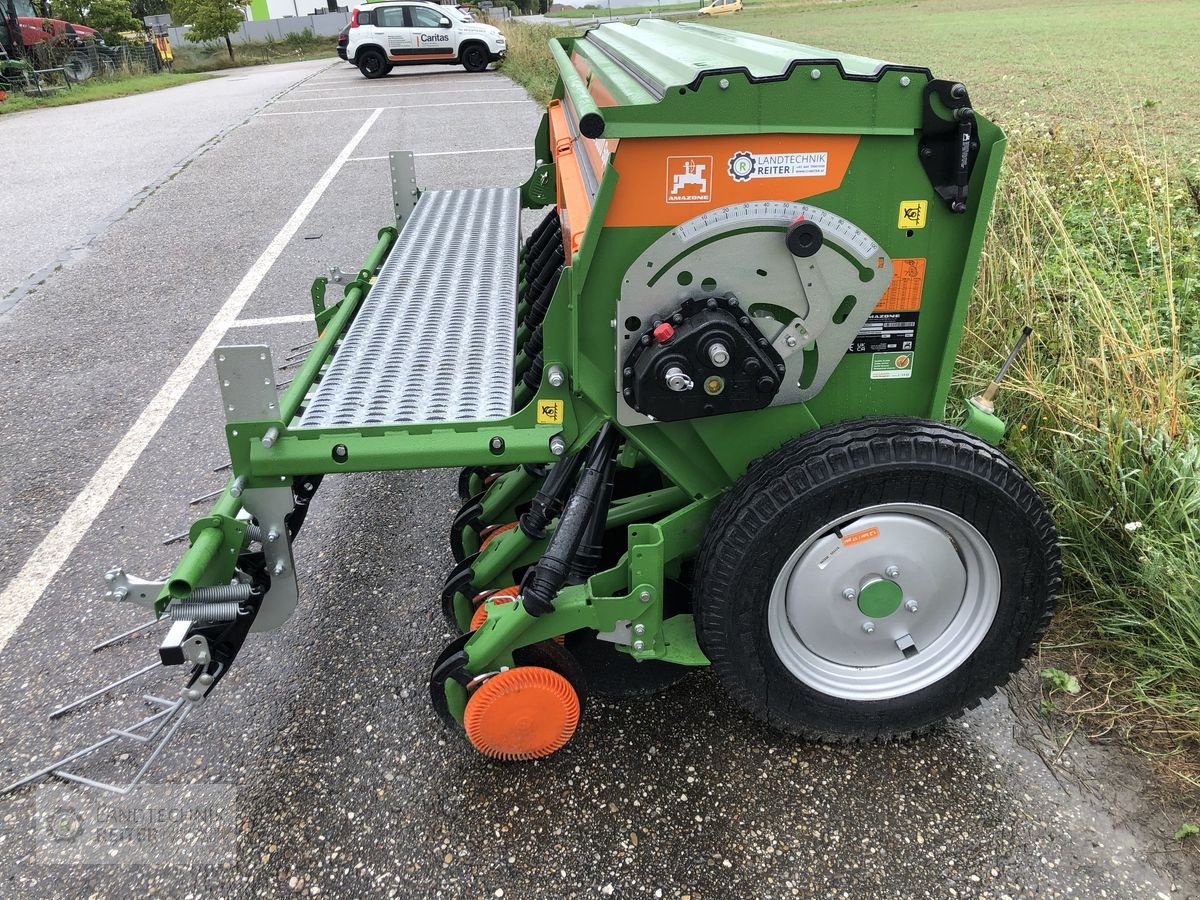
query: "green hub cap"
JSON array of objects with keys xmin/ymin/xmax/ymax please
[{"xmin": 857, "ymin": 578, "xmax": 903, "ymax": 618}]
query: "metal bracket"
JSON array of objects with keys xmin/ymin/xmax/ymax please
[
  {"xmin": 213, "ymin": 345, "xmax": 282, "ymax": 423},
  {"xmin": 918, "ymin": 79, "xmax": 979, "ymax": 213},
  {"xmin": 210, "ymin": 345, "xmax": 297, "ymax": 632},
  {"xmin": 103, "ymin": 568, "xmax": 166, "ymax": 612},
  {"xmin": 238, "ymin": 486, "xmax": 298, "ymax": 632},
  {"xmin": 389, "ymin": 150, "xmax": 418, "ymax": 228}
]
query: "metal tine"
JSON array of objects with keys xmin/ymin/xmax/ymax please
[
  {"xmin": 1, "ymin": 699, "xmax": 192, "ymax": 797},
  {"xmin": 276, "ymin": 379, "xmax": 293, "ymax": 391},
  {"xmin": 49, "ymin": 662, "xmax": 163, "ymax": 720},
  {"xmin": 212, "ymin": 462, "xmax": 232, "ymax": 473},
  {"xmin": 162, "ymin": 530, "xmax": 189, "ymax": 546},
  {"xmin": 91, "ymin": 619, "xmax": 160, "ymax": 653},
  {"xmin": 288, "ymin": 337, "xmax": 318, "ymax": 353},
  {"xmin": 189, "ymin": 486, "xmax": 224, "ymax": 505}
]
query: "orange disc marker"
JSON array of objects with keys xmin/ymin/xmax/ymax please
[
  {"xmin": 479, "ymin": 521, "xmax": 518, "ymax": 552},
  {"xmin": 464, "ymin": 666, "xmax": 580, "ymax": 761}
]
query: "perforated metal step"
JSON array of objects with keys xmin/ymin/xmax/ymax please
[{"xmin": 295, "ymin": 188, "xmax": 520, "ymax": 430}]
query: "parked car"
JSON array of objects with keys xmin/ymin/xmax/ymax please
[
  {"xmin": 336, "ymin": 23, "xmax": 349, "ymax": 60},
  {"xmin": 699, "ymin": 0, "xmax": 742, "ymax": 14},
  {"xmin": 346, "ymin": 0, "xmax": 506, "ymax": 78}
]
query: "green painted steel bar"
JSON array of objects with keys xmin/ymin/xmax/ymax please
[
  {"xmin": 166, "ymin": 485, "xmax": 242, "ymax": 599},
  {"xmin": 278, "ymin": 226, "xmax": 398, "ymax": 425},
  {"xmin": 605, "ymin": 486, "xmax": 689, "ymax": 528},
  {"xmin": 478, "ymin": 466, "xmax": 536, "ymax": 521},
  {"xmin": 548, "ymin": 38, "xmax": 606, "ymax": 137}
]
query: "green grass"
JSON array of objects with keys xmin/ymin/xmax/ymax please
[
  {"xmin": 501, "ymin": 0, "xmax": 1200, "ymax": 781},
  {"xmin": 172, "ymin": 32, "xmax": 338, "ymax": 73},
  {"xmin": 544, "ymin": 1, "xmax": 703, "ymax": 18},
  {"xmin": 712, "ymin": 0, "xmax": 1200, "ymax": 145},
  {"xmin": 0, "ymin": 72, "xmax": 215, "ymax": 115}
]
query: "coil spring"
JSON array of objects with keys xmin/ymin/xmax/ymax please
[
  {"xmin": 189, "ymin": 583, "xmax": 254, "ymax": 604},
  {"xmin": 168, "ymin": 600, "xmax": 242, "ymax": 623},
  {"xmin": 243, "ymin": 524, "xmax": 262, "ymax": 544}
]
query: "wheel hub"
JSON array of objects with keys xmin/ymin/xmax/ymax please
[{"xmin": 768, "ymin": 504, "xmax": 1001, "ymax": 701}]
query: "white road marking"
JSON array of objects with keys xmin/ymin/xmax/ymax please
[
  {"xmin": 260, "ymin": 100, "xmax": 529, "ymax": 116},
  {"xmin": 279, "ymin": 87, "xmax": 523, "ymax": 102},
  {"xmin": 348, "ymin": 146, "xmax": 533, "ymax": 162},
  {"xmin": 229, "ymin": 314, "xmax": 315, "ymax": 328},
  {"xmin": 0, "ymin": 108, "xmax": 385, "ymax": 656}
]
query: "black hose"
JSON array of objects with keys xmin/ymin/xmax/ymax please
[
  {"xmin": 519, "ymin": 449, "xmax": 587, "ymax": 540},
  {"xmin": 522, "ymin": 425, "xmax": 618, "ymax": 617}
]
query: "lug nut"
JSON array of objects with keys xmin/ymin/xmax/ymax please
[
  {"xmin": 905, "ymin": 599, "xmax": 919, "ymax": 613},
  {"xmin": 842, "ymin": 588, "xmax": 857, "ymax": 601},
  {"xmin": 273, "ymin": 561, "xmax": 286, "ymax": 576},
  {"xmin": 267, "ymin": 529, "xmax": 280, "ymax": 543},
  {"xmin": 861, "ymin": 622, "xmax": 875, "ymax": 634},
  {"xmin": 638, "ymin": 590, "xmax": 652, "ymax": 603},
  {"xmin": 549, "ymin": 434, "xmax": 566, "ymax": 456},
  {"xmin": 547, "ymin": 365, "xmax": 565, "ymax": 387},
  {"xmin": 885, "ymin": 565, "xmax": 900, "ymax": 579},
  {"xmin": 633, "ymin": 623, "xmax": 646, "ymax": 635},
  {"xmin": 632, "ymin": 640, "xmax": 645, "ymax": 651}
]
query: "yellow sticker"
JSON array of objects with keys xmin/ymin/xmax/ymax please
[
  {"xmin": 897, "ymin": 200, "xmax": 928, "ymax": 229},
  {"xmin": 536, "ymin": 399, "xmax": 565, "ymax": 425}
]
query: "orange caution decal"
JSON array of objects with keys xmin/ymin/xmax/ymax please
[
  {"xmin": 842, "ymin": 526, "xmax": 880, "ymax": 547},
  {"xmin": 605, "ymin": 134, "xmax": 860, "ymax": 228},
  {"xmin": 875, "ymin": 258, "xmax": 927, "ymax": 312}
]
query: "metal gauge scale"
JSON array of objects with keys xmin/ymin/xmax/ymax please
[{"xmin": 617, "ymin": 201, "xmax": 894, "ymax": 425}]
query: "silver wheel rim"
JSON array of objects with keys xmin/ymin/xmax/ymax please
[{"xmin": 767, "ymin": 502, "xmax": 1000, "ymax": 702}]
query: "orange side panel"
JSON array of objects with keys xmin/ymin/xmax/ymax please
[
  {"xmin": 605, "ymin": 134, "xmax": 861, "ymax": 228},
  {"xmin": 547, "ymin": 99, "xmax": 593, "ymax": 264}
]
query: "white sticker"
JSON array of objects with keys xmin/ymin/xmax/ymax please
[{"xmin": 728, "ymin": 151, "xmax": 828, "ymax": 181}]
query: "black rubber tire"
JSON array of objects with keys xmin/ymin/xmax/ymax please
[
  {"xmin": 357, "ymin": 48, "xmax": 389, "ymax": 79},
  {"xmin": 693, "ymin": 417, "xmax": 1060, "ymax": 741},
  {"xmin": 461, "ymin": 44, "xmax": 488, "ymax": 73}
]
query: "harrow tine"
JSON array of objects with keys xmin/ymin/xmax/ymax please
[
  {"xmin": 288, "ymin": 337, "xmax": 318, "ymax": 353},
  {"xmin": 189, "ymin": 487, "xmax": 224, "ymax": 505},
  {"xmin": 91, "ymin": 619, "xmax": 160, "ymax": 653},
  {"xmin": 49, "ymin": 662, "xmax": 162, "ymax": 720},
  {"xmin": 2, "ymin": 698, "xmax": 193, "ymax": 797},
  {"xmin": 162, "ymin": 530, "xmax": 189, "ymax": 546},
  {"xmin": 212, "ymin": 462, "xmax": 232, "ymax": 473}
]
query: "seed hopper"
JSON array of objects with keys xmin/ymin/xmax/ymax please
[{"xmin": 7, "ymin": 20, "xmax": 1060, "ymax": 788}]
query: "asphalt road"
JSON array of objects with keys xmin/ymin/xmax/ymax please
[{"xmin": 0, "ymin": 58, "xmax": 1195, "ymax": 899}]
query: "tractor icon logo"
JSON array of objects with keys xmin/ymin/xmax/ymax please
[{"xmin": 666, "ymin": 156, "xmax": 712, "ymax": 203}]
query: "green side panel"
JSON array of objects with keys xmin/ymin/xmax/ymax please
[{"xmin": 248, "ymin": 0, "xmax": 269, "ymax": 21}]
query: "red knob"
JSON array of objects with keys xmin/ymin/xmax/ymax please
[{"xmin": 653, "ymin": 322, "xmax": 675, "ymax": 344}]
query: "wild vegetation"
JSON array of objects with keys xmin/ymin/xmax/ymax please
[{"xmin": 500, "ymin": 0, "xmax": 1200, "ymax": 786}]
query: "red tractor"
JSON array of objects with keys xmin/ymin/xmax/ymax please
[{"xmin": 1, "ymin": 0, "xmax": 121, "ymax": 82}]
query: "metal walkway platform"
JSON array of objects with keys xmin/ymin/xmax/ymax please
[{"xmin": 296, "ymin": 187, "xmax": 520, "ymax": 429}]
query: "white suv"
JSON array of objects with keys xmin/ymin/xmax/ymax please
[{"xmin": 347, "ymin": 2, "xmax": 507, "ymax": 78}]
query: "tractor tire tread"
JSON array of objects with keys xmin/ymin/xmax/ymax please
[{"xmin": 693, "ymin": 417, "xmax": 1061, "ymax": 742}]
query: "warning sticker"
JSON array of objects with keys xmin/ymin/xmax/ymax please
[
  {"xmin": 897, "ymin": 200, "xmax": 928, "ymax": 229},
  {"xmin": 842, "ymin": 526, "xmax": 880, "ymax": 547},
  {"xmin": 876, "ymin": 258, "xmax": 926, "ymax": 311},
  {"xmin": 870, "ymin": 352, "xmax": 915, "ymax": 380},
  {"xmin": 848, "ymin": 311, "xmax": 919, "ymax": 354},
  {"xmin": 536, "ymin": 399, "xmax": 565, "ymax": 424}
]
